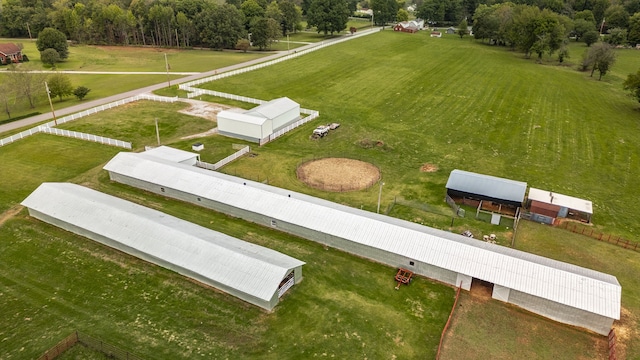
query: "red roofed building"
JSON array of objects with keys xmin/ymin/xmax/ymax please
[{"xmin": 0, "ymin": 43, "xmax": 24, "ymax": 65}]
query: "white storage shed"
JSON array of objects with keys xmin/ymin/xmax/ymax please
[
  {"xmin": 104, "ymin": 152, "xmax": 621, "ymax": 335},
  {"xmin": 21, "ymin": 182, "xmax": 305, "ymax": 311},
  {"xmin": 216, "ymin": 97, "xmax": 300, "ymax": 143}
]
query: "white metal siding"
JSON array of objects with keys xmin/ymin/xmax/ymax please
[{"xmin": 103, "ymin": 152, "xmax": 621, "ymax": 322}]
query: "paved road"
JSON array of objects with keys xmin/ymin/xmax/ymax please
[{"xmin": 0, "ymin": 29, "xmax": 379, "ymax": 134}]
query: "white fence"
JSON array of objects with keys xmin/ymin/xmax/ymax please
[
  {"xmin": 196, "ymin": 145, "xmax": 250, "ymax": 170},
  {"xmin": 41, "ymin": 127, "xmax": 132, "ymax": 149},
  {"xmin": 186, "ymin": 89, "xmax": 265, "ymax": 105},
  {"xmin": 259, "ymin": 111, "xmax": 320, "ymax": 145},
  {"xmin": 0, "ymin": 94, "xmax": 177, "ymax": 148},
  {"xmin": 179, "ymin": 28, "xmax": 379, "ymax": 92},
  {"xmin": 0, "ymin": 126, "xmax": 43, "ymax": 147}
]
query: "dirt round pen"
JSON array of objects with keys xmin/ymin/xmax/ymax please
[{"xmin": 296, "ymin": 158, "xmax": 381, "ymax": 192}]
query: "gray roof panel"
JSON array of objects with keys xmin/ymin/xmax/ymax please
[
  {"xmin": 21, "ymin": 183, "xmax": 304, "ymax": 303},
  {"xmin": 103, "ymin": 152, "xmax": 620, "ymax": 320},
  {"xmin": 446, "ymin": 169, "xmax": 527, "ymax": 203}
]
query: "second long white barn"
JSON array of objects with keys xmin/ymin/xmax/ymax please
[{"xmin": 217, "ymin": 97, "xmax": 300, "ymax": 143}]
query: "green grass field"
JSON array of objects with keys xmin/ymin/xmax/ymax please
[
  {"xmin": 2, "ymin": 30, "xmax": 640, "ymax": 359},
  {"xmin": 0, "ymin": 39, "xmax": 268, "ymax": 122}
]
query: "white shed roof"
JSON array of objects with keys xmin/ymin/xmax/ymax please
[
  {"xmin": 217, "ymin": 110, "xmax": 267, "ymax": 125},
  {"xmin": 245, "ymin": 97, "xmax": 299, "ymax": 120},
  {"xmin": 104, "ymin": 153, "xmax": 621, "ymax": 320},
  {"xmin": 446, "ymin": 169, "xmax": 527, "ymax": 203},
  {"xmin": 143, "ymin": 146, "xmax": 199, "ymax": 163},
  {"xmin": 528, "ymin": 187, "xmax": 593, "ymax": 215},
  {"xmin": 21, "ymin": 182, "xmax": 304, "ymax": 303}
]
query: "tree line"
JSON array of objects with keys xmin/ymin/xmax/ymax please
[{"xmin": 0, "ymin": 0, "xmax": 304, "ymax": 50}]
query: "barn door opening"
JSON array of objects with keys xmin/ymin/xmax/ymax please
[{"xmin": 470, "ymin": 278, "xmax": 494, "ymax": 300}]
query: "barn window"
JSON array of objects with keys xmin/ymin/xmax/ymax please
[
  {"xmin": 160, "ymin": 187, "xmax": 165, "ymax": 192},
  {"xmin": 409, "ymin": 261, "xmax": 415, "ymax": 266},
  {"xmin": 271, "ymin": 220, "xmax": 277, "ymax": 227}
]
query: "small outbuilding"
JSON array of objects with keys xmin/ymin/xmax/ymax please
[
  {"xmin": 217, "ymin": 97, "xmax": 300, "ymax": 143},
  {"xmin": 21, "ymin": 182, "xmax": 305, "ymax": 311},
  {"xmin": 143, "ymin": 145, "xmax": 200, "ymax": 165},
  {"xmin": 446, "ymin": 169, "xmax": 527, "ymax": 217},
  {"xmin": 430, "ymin": 31, "xmax": 442, "ymax": 38},
  {"xmin": 446, "ymin": 27, "xmax": 456, "ymax": 34},
  {"xmin": 527, "ymin": 187, "xmax": 593, "ymax": 224}
]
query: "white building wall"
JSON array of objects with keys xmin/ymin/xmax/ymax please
[
  {"xmin": 218, "ymin": 116, "xmax": 265, "ymax": 140},
  {"xmin": 456, "ymin": 273, "xmax": 472, "ymax": 290},
  {"xmin": 508, "ymin": 290, "xmax": 614, "ymax": 335},
  {"xmin": 272, "ymin": 107, "xmax": 300, "ymax": 130},
  {"xmin": 492, "ymin": 284, "xmax": 511, "ymax": 302}
]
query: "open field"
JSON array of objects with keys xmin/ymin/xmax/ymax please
[
  {"xmin": 0, "ymin": 138, "xmax": 455, "ymax": 358},
  {"xmin": 0, "ymin": 39, "xmax": 268, "ymax": 122},
  {"xmin": 1, "ymin": 30, "xmax": 640, "ymax": 359}
]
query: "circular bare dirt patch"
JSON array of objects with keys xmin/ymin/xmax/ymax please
[
  {"xmin": 420, "ymin": 163, "xmax": 438, "ymax": 172},
  {"xmin": 297, "ymin": 158, "xmax": 380, "ymax": 192}
]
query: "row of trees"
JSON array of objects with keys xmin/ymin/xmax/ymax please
[
  {"xmin": 0, "ymin": 68, "xmax": 90, "ymax": 120},
  {"xmin": 414, "ymin": 0, "xmax": 640, "ymax": 26},
  {"xmin": 0, "ymin": 0, "xmax": 304, "ymax": 49}
]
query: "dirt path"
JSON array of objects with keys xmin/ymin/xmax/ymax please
[{"xmin": 0, "ymin": 205, "xmax": 23, "ymax": 227}]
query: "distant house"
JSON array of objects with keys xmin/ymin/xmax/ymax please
[
  {"xmin": 217, "ymin": 97, "xmax": 300, "ymax": 143},
  {"xmin": 430, "ymin": 31, "xmax": 442, "ymax": 38},
  {"xmin": 526, "ymin": 188, "xmax": 593, "ymax": 224},
  {"xmin": 393, "ymin": 19, "xmax": 424, "ymax": 33},
  {"xmin": 446, "ymin": 27, "xmax": 456, "ymax": 34},
  {"xmin": 0, "ymin": 43, "xmax": 23, "ymax": 65}
]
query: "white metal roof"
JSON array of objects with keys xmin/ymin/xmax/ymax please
[
  {"xmin": 21, "ymin": 182, "xmax": 304, "ymax": 303},
  {"xmin": 446, "ymin": 169, "xmax": 527, "ymax": 203},
  {"xmin": 245, "ymin": 97, "xmax": 299, "ymax": 120},
  {"xmin": 104, "ymin": 153, "xmax": 621, "ymax": 320},
  {"xmin": 143, "ymin": 146, "xmax": 199, "ymax": 163},
  {"xmin": 528, "ymin": 187, "xmax": 593, "ymax": 215},
  {"xmin": 217, "ymin": 110, "xmax": 267, "ymax": 125}
]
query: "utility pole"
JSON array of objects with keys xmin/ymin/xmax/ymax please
[
  {"xmin": 377, "ymin": 181, "xmax": 385, "ymax": 213},
  {"xmin": 164, "ymin": 53, "xmax": 171, "ymax": 87},
  {"xmin": 44, "ymin": 81, "xmax": 57, "ymax": 126},
  {"xmin": 155, "ymin": 118, "xmax": 160, "ymax": 145},
  {"xmin": 26, "ymin": 23, "xmax": 32, "ymax": 40}
]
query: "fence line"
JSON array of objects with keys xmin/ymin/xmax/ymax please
[
  {"xmin": 0, "ymin": 94, "xmax": 178, "ymax": 148},
  {"xmin": 37, "ymin": 331, "xmax": 78, "ymax": 360},
  {"xmin": 179, "ymin": 28, "xmax": 378, "ymax": 92},
  {"xmin": 197, "ymin": 145, "xmax": 250, "ymax": 170},
  {"xmin": 609, "ymin": 329, "xmax": 617, "ymax": 360},
  {"xmin": 37, "ymin": 331, "xmax": 143, "ymax": 360},
  {"xmin": 41, "ymin": 127, "xmax": 132, "ymax": 149},
  {"xmin": 436, "ymin": 283, "xmax": 463, "ymax": 360},
  {"xmin": 559, "ymin": 222, "xmax": 640, "ymax": 252},
  {"xmin": 260, "ymin": 111, "xmax": 319, "ymax": 145}
]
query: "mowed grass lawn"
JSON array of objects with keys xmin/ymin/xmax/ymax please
[
  {"xmin": 2, "ymin": 31, "xmax": 640, "ymax": 359},
  {"xmin": 193, "ymin": 30, "xmax": 640, "ymax": 358},
  {"xmin": 0, "ymin": 157, "xmax": 454, "ymax": 359},
  {"xmin": 0, "ymin": 39, "xmax": 267, "ymax": 122}
]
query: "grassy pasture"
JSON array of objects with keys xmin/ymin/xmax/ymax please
[
  {"xmin": 191, "ymin": 30, "xmax": 640, "ymax": 357},
  {"xmin": 56, "ymin": 101, "xmax": 215, "ymax": 149},
  {"xmin": 0, "ymin": 39, "xmax": 267, "ymax": 122},
  {"xmin": 2, "ymin": 31, "xmax": 640, "ymax": 359}
]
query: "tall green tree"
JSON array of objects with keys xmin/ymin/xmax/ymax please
[
  {"xmin": 306, "ymin": 0, "xmax": 350, "ymax": 35},
  {"xmin": 603, "ymin": 5, "xmax": 629, "ymax": 30},
  {"xmin": 371, "ymin": 0, "xmax": 399, "ymax": 26},
  {"xmin": 623, "ymin": 69, "xmax": 640, "ymax": 103},
  {"xmin": 241, "ymin": 0, "xmax": 266, "ymax": 29},
  {"xmin": 458, "ymin": 18, "xmax": 468, "ymax": 38},
  {"xmin": 36, "ymin": 28, "xmax": 69, "ymax": 60},
  {"xmin": 573, "ymin": 18, "xmax": 596, "ymax": 42},
  {"xmin": 196, "ymin": 4, "xmax": 245, "ymax": 49},
  {"xmin": 5, "ymin": 66, "xmax": 46, "ymax": 109},
  {"xmin": 40, "ymin": 48, "xmax": 61, "ymax": 67},
  {"xmin": 47, "ymin": 73, "xmax": 74, "ymax": 101},
  {"xmin": 250, "ymin": 17, "xmax": 281, "ymax": 49},
  {"xmin": 628, "ymin": 12, "xmax": 640, "ymax": 45},
  {"xmin": 587, "ymin": 42, "xmax": 616, "ymax": 80},
  {"xmin": 397, "ymin": 8, "xmax": 410, "ymax": 22},
  {"xmin": 583, "ymin": 30, "xmax": 600, "ymax": 46},
  {"xmin": 280, "ymin": 0, "xmax": 302, "ymax": 35}
]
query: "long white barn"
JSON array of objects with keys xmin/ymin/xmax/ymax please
[
  {"xmin": 21, "ymin": 182, "xmax": 305, "ymax": 311},
  {"xmin": 103, "ymin": 150, "xmax": 621, "ymax": 335}
]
